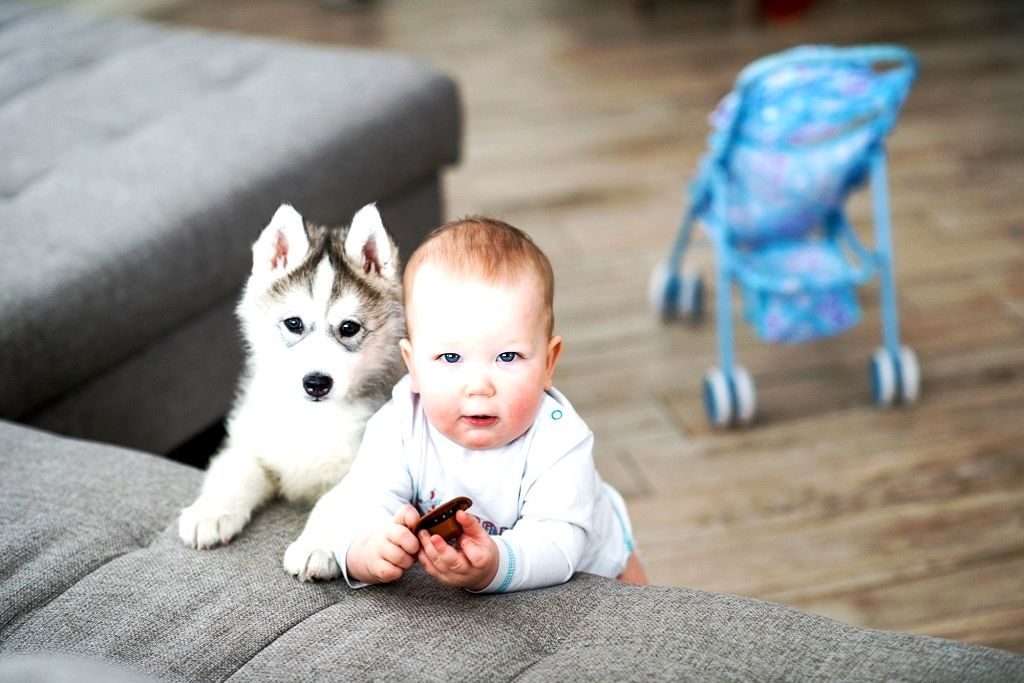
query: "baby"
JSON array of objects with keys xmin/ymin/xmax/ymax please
[{"xmin": 330, "ymin": 216, "xmax": 646, "ymax": 592}]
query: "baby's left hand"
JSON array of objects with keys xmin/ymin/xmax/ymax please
[{"xmin": 417, "ymin": 510, "xmax": 498, "ymax": 591}]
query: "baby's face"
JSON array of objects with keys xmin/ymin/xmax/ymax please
[{"xmin": 400, "ymin": 265, "xmax": 562, "ymax": 450}]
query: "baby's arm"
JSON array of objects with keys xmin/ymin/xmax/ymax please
[
  {"xmin": 330, "ymin": 399, "xmax": 419, "ymax": 587},
  {"xmin": 346, "ymin": 504, "xmax": 421, "ymax": 584},
  {"xmin": 473, "ymin": 430, "xmax": 597, "ymax": 593},
  {"xmin": 416, "ymin": 510, "xmax": 499, "ymax": 591},
  {"xmin": 477, "ymin": 519, "xmax": 586, "ymax": 593}
]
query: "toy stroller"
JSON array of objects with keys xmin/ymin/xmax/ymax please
[{"xmin": 649, "ymin": 45, "xmax": 920, "ymax": 427}]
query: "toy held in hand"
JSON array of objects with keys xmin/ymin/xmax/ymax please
[{"xmin": 415, "ymin": 496, "xmax": 473, "ymax": 542}]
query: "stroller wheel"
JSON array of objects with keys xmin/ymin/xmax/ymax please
[
  {"xmin": 680, "ymin": 272, "xmax": 704, "ymax": 323},
  {"xmin": 731, "ymin": 366, "xmax": 757, "ymax": 425},
  {"xmin": 897, "ymin": 346, "xmax": 921, "ymax": 404},
  {"xmin": 704, "ymin": 366, "xmax": 755, "ymax": 428},
  {"xmin": 703, "ymin": 367, "xmax": 733, "ymax": 428},
  {"xmin": 648, "ymin": 263, "xmax": 703, "ymax": 322},
  {"xmin": 870, "ymin": 347, "xmax": 897, "ymax": 407}
]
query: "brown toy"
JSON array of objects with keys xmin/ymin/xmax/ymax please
[{"xmin": 415, "ymin": 496, "xmax": 473, "ymax": 542}]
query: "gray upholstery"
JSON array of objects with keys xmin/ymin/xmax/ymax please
[
  {"xmin": 1, "ymin": 420, "xmax": 1021, "ymax": 681},
  {"xmin": 0, "ymin": 3, "xmax": 460, "ymax": 452}
]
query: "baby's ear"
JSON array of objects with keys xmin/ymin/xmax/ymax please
[
  {"xmin": 251, "ymin": 204, "xmax": 309, "ymax": 278},
  {"xmin": 345, "ymin": 203, "xmax": 398, "ymax": 281},
  {"xmin": 544, "ymin": 335, "xmax": 564, "ymax": 389},
  {"xmin": 399, "ymin": 339, "xmax": 419, "ymax": 393}
]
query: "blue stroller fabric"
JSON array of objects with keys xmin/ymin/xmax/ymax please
[
  {"xmin": 690, "ymin": 45, "xmax": 916, "ymax": 343},
  {"xmin": 737, "ymin": 240, "xmax": 862, "ymax": 342}
]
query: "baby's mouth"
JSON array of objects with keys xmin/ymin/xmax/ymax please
[{"xmin": 463, "ymin": 415, "xmax": 498, "ymax": 428}]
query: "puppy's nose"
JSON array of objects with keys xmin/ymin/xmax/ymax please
[{"xmin": 302, "ymin": 372, "xmax": 333, "ymax": 398}]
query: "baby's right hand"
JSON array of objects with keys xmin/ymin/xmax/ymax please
[{"xmin": 346, "ymin": 504, "xmax": 421, "ymax": 584}]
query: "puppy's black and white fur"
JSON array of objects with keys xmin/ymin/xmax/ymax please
[{"xmin": 179, "ymin": 203, "xmax": 404, "ymax": 580}]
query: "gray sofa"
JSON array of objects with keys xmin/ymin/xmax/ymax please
[
  {"xmin": 2, "ymin": 420, "xmax": 1023, "ymax": 681},
  {"xmin": 1, "ymin": 4, "xmax": 1022, "ymax": 682}
]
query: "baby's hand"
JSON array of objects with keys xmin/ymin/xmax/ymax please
[
  {"xmin": 346, "ymin": 504, "xmax": 420, "ymax": 584},
  {"xmin": 417, "ymin": 510, "xmax": 498, "ymax": 591}
]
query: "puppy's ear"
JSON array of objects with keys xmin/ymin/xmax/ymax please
[
  {"xmin": 252, "ymin": 204, "xmax": 309, "ymax": 277},
  {"xmin": 345, "ymin": 203, "xmax": 397, "ymax": 280}
]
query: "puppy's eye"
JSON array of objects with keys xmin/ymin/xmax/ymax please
[
  {"xmin": 283, "ymin": 317, "xmax": 304, "ymax": 334},
  {"xmin": 338, "ymin": 320, "xmax": 362, "ymax": 338}
]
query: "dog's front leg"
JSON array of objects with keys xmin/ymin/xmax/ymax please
[
  {"xmin": 178, "ymin": 447, "xmax": 275, "ymax": 549},
  {"xmin": 283, "ymin": 483, "xmax": 345, "ymax": 581}
]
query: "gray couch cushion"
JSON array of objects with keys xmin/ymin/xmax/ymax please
[
  {"xmin": 0, "ymin": 3, "xmax": 460, "ymax": 420},
  {"xmin": 1, "ymin": 420, "xmax": 1021, "ymax": 681}
]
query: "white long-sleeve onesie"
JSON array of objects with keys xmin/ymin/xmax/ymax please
[{"xmin": 330, "ymin": 375, "xmax": 634, "ymax": 593}]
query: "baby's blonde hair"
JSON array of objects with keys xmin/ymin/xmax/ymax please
[{"xmin": 403, "ymin": 216, "xmax": 555, "ymax": 336}]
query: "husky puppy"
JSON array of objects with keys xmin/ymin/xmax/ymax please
[{"xmin": 178, "ymin": 203, "xmax": 405, "ymax": 580}]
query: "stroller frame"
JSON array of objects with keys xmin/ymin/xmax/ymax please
[{"xmin": 652, "ymin": 45, "xmax": 920, "ymax": 427}]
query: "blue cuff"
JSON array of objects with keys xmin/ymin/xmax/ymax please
[{"xmin": 469, "ymin": 537, "xmax": 515, "ymax": 594}]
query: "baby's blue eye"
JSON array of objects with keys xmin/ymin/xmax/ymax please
[
  {"xmin": 442, "ymin": 353, "xmax": 461, "ymax": 363},
  {"xmin": 497, "ymin": 352, "xmax": 518, "ymax": 363}
]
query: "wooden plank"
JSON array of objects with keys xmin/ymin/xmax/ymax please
[
  {"xmin": 630, "ymin": 382, "xmax": 1024, "ymax": 522},
  {"xmin": 636, "ymin": 490, "xmax": 1024, "ymax": 604},
  {"xmin": 793, "ymin": 554, "xmax": 1024, "ymax": 650},
  {"xmin": 922, "ymin": 606, "xmax": 1024, "ymax": 654}
]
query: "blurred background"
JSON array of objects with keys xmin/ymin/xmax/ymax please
[{"xmin": 48, "ymin": 0, "xmax": 1024, "ymax": 652}]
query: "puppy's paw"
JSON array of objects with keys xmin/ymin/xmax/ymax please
[
  {"xmin": 284, "ymin": 537, "xmax": 341, "ymax": 582},
  {"xmin": 178, "ymin": 504, "xmax": 249, "ymax": 549}
]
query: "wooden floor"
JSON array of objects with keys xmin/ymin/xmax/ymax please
[{"xmin": 145, "ymin": 0, "xmax": 1024, "ymax": 653}]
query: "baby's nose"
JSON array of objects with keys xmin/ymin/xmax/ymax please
[{"xmin": 464, "ymin": 370, "xmax": 496, "ymax": 397}]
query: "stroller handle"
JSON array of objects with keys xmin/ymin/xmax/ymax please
[
  {"xmin": 700, "ymin": 44, "xmax": 918, "ymax": 172},
  {"xmin": 735, "ymin": 44, "xmax": 918, "ymax": 93}
]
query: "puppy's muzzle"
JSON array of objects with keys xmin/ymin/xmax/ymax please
[{"xmin": 302, "ymin": 372, "xmax": 333, "ymax": 399}]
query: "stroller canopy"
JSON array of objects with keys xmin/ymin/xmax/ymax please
[{"xmin": 700, "ymin": 45, "xmax": 917, "ymax": 244}]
